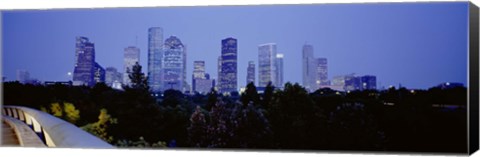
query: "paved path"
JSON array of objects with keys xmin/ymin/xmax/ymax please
[{"xmin": 2, "ymin": 121, "xmax": 20, "ymax": 146}]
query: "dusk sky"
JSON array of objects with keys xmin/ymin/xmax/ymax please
[{"xmin": 2, "ymin": 2, "xmax": 469, "ymax": 89}]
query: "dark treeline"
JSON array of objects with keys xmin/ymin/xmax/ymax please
[{"xmin": 2, "ymin": 66, "xmax": 467, "ymax": 152}]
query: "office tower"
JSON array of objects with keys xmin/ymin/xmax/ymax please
[
  {"xmin": 123, "ymin": 46, "xmax": 140, "ymax": 85},
  {"xmin": 147, "ymin": 27, "xmax": 164, "ymax": 92},
  {"xmin": 94, "ymin": 63, "xmax": 105, "ymax": 84},
  {"xmin": 195, "ymin": 78, "xmax": 213, "ymax": 94},
  {"xmin": 192, "ymin": 61, "xmax": 213, "ymax": 94},
  {"xmin": 315, "ymin": 58, "xmax": 329, "ymax": 89},
  {"xmin": 162, "ymin": 36, "xmax": 185, "ymax": 91},
  {"xmin": 73, "ymin": 36, "xmax": 97, "ymax": 86},
  {"xmin": 217, "ymin": 56, "xmax": 222, "ymax": 90},
  {"xmin": 16, "ymin": 70, "xmax": 30, "ymax": 83},
  {"xmin": 246, "ymin": 61, "xmax": 255, "ymax": 85},
  {"xmin": 193, "ymin": 61, "xmax": 206, "ymax": 79},
  {"xmin": 219, "ymin": 37, "xmax": 238, "ymax": 93},
  {"xmin": 361, "ymin": 75, "xmax": 377, "ymax": 90},
  {"xmin": 183, "ymin": 45, "xmax": 188, "ymax": 92},
  {"xmin": 302, "ymin": 44, "xmax": 316, "ymax": 92},
  {"xmin": 344, "ymin": 76, "xmax": 361, "ymax": 91},
  {"xmin": 75, "ymin": 36, "xmax": 89, "ymax": 67},
  {"xmin": 276, "ymin": 53, "xmax": 284, "ymax": 88},
  {"xmin": 332, "ymin": 75, "xmax": 346, "ymax": 87},
  {"xmin": 258, "ymin": 43, "xmax": 277, "ymax": 88},
  {"xmin": 105, "ymin": 67, "xmax": 123, "ymax": 87},
  {"xmin": 192, "ymin": 61, "xmax": 206, "ymax": 92},
  {"xmin": 332, "ymin": 74, "xmax": 356, "ymax": 91}
]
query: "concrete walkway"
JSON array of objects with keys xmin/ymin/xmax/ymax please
[
  {"xmin": 2, "ymin": 116, "xmax": 46, "ymax": 147},
  {"xmin": 2, "ymin": 121, "xmax": 20, "ymax": 146}
]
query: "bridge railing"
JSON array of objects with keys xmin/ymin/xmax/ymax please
[{"xmin": 2, "ymin": 105, "xmax": 114, "ymax": 148}]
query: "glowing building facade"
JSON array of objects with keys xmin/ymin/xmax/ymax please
[
  {"xmin": 147, "ymin": 27, "xmax": 164, "ymax": 92},
  {"xmin": 218, "ymin": 37, "xmax": 238, "ymax": 93}
]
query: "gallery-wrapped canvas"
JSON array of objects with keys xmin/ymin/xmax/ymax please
[{"xmin": 1, "ymin": 1, "xmax": 479, "ymax": 156}]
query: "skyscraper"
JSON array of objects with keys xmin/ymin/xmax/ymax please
[
  {"xmin": 183, "ymin": 44, "xmax": 188, "ymax": 92},
  {"xmin": 258, "ymin": 43, "xmax": 277, "ymax": 88},
  {"xmin": 276, "ymin": 53, "xmax": 284, "ymax": 88},
  {"xmin": 303, "ymin": 44, "xmax": 319, "ymax": 92},
  {"xmin": 217, "ymin": 56, "xmax": 222, "ymax": 91},
  {"xmin": 162, "ymin": 36, "xmax": 185, "ymax": 91},
  {"xmin": 75, "ymin": 36, "xmax": 89, "ymax": 66},
  {"xmin": 147, "ymin": 27, "xmax": 164, "ymax": 92},
  {"xmin": 73, "ymin": 36, "xmax": 97, "ymax": 86},
  {"xmin": 219, "ymin": 37, "xmax": 238, "ymax": 93},
  {"xmin": 315, "ymin": 58, "xmax": 328, "ymax": 89},
  {"xmin": 195, "ymin": 79, "xmax": 213, "ymax": 94},
  {"xmin": 192, "ymin": 61, "xmax": 206, "ymax": 92},
  {"xmin": 192, "ymin": 61, "xmax": 213, "ymax": 94},
  {"xmin": 94, "ymin": 63, "xmax": 105, "ymax": 84},
  {"xmin": 105, "ymin": 67, "xmax": 122, "ymax": 87},
  {"xmin": 344, "ymin": 75, "xmax": 361, "ymax": 91},
  {"xmin": 361, "ymin": 75, "xmax": 377, "ymax": 90},
  {"xmin": 246, "ymin": 61, "xmax": 255, "ymax": 85},
  {"xmin": 16, "ymin": 70, "xmax": 30, "ymax": 84},
  {"xmin": 123, "ymin": 46, "xmax": 140, "ymax": 85}
]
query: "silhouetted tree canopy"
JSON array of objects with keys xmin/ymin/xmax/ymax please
[{"xmin": 2, "ymin": 81, "xmax": 467, "ymax": 152}]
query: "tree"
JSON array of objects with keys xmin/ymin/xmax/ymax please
[
  {"xmin": 157, "ymin": 101, "xmax": 190, "ymax": 147},
  {"xmin": 240, "ymin": 82, "xmax": 260, "ymax": 106},
  {"xmin": 125, "ymin": 62, "xmax": 149, "ymax": 90},
  {"xmin": 206, "ymin": 100, "xmax": 231, "ymax": 148},
  {"xmin": 206, "ymin": 87, "xmax": 218, "ymax": 111},
  {"xmin": 188, "ymin": 106, "xmax": 207, "ymax": 147},
  {"xmin": 46, "ymin": 102, "xmax": 80, "ymax": 124},
  {"xmin": 261, "ymin": 82, "xmax": 275, "ymax": 108},
  {"xmin": 116, "ymin": 136, "xmax": 166, "ymax": 148},
  {"xmin": 162, "ymin": 89, "xmax": 184, "ymax": 107},
  {"xmin": 267, "ymin": 82, "xmax": 324, "ymax": 149},
  {"xmin": 81, "ymin": 108, "xmax": 117, "ymax": 143},
  {"xmin": 63, "ymin": 102, "xmax": 81, "ymax": 124},
  {"xmin": 229, "ymin": 102, "xmax": 272, "ymax": 148}
]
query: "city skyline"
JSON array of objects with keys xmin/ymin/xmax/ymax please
[{"xmin": 3, "ymin": 2, "xmax": 469, "ymax": 89}]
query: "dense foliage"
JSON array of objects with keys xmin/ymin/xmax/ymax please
[{"xmin": 2, "ymin": 66, "xmax": 467, "ymax": 152}]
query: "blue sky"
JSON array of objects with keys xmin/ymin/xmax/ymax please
[{"xmin": 2, "ymin": 2, "xmax": 469, "ymax": 89}]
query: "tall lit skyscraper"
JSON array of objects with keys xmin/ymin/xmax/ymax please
[
  {"xmin": 192, "ymin": 61, "xmax": 213, "ymax": 94},
  {"xmin": 258, "ymin": 43, "xmax": 277, "ymax": 88},
  {"xmin": 192, "ymin": 61, "xmax": 206, "ymax": 92},
  {"xmin": 147, "ymin": 27, "xmax": 164, "ymax": 92},
  {"xmin": 246, "ymin": 61, "xmax": 255, "ymax": 85},
  {"xmin": 73, "ymin": 36, "xmax": 97, "ymax": 86},
  {"xmin": 162, "ymin": 36, "xmax": 185, "ymax": 91},
  {"xmin": 219, "ymin": 37, "xmax": 238, "ymax": 93},
  {"xmin": 302, "ymin": 44, "xmax": 316, "ymax": 92},
  {"xmin": 16, "ymin": 70, "xmax": 30, "ymax": 83},
  {"xmin": 217, "ymin": 56, "xmax": 222, "ymax": 90},
  {"xmin": 183, "ymin": 45, "xmax": 188, "ymax": 92},
  {"xmin": 123, "ymin": 46, "xmax": 140, "ymax": 85},
  {"xmin": 276, "ymin": 53, "xmax": 284, "ymax": 88},
  {"xmin": 193, "ymin": 61, "xmax": 206, "ymax": 79},
  {"xmin": 315, "ymin": 58, "xmax": 328, "ymax": 89},
  {"xmin": 75, "ymin": 36, "xmax": 89, "ymax": 66}
]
